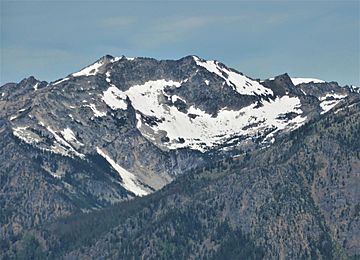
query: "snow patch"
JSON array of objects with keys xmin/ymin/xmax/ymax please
[
  {"xmin": 33, "ymin": 83, "xmax": 39, "ymax": 90},
  {"xmin": 12, "ymin": 126, "xmax": 41, "ymax": 144},
  {"xmin": 291, "ymin": 78, "xmax": 325, "ymax": 86},
  {"xmin": 53, "ymin": 77, "xmax": 69, "ymax": 85},
  {"xmin": 319, "ymin": 93, "xmax": 347, "ymax": 114},
  {"xmin": 320, "ymin": 100, "xmax": 341, "ymax": 114},
  {"xmin": 110, "ymin": 56, "xmax": 135, "ymax": 63},
  {"xmin": 123, "ymin": 79, "xmax": 181, "ymax": 117},
  {"xmin": 61, "ymin": 128, "xmax": 83, "ymax": 146},
  {"xmin": 171, "ymin": 95, "xmax": 186, "ymax": 104},
  {"xmin": 9, "ymin": 108, "xmax": 27, "ymax": 121},
  {"xmin": 72, "ymin": 60, "xmax": 104, "ymax": 77},
  {"xmin": 47, "ymin": 126, "xmax": 85, "ymax": 158},
  {"xmin": 350, "ymin": 85, "xmax": 360, "ymax": 94},
  {"xmin": 85, "ymin": 103, "xmax": 107, "ymax": 117},
  {"xmin": 102, "ymin": 86, "xmax": 128, "ymax": 110},
  {"xmin": 110, "ymin": 57, "xmax": 121, "ymax": 63},
  {"xmin": 300, "ymin": 89, "xmax": 307, "ymax": 95},
  {"xmin": 193, "ymin": 56, "xmax": 272, "ymax": 96},
  {"xmin": 105, "ymin": 71, "xmax": 112, "ymax": 83},
  {"xmin": 319, "ymin": 93, "xmax": 348, "ymax": 101},
  {"xmin": 9, "ymin": 115, "xmax": 18, "ymax": 121},
  {"xmin": 96, "ymin": 147, "xmax": 148, "ymax": 196}
]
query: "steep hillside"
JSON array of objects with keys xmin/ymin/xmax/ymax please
[{"xmin": 3, "ymin": 97, "xmax": 358, "ymax": 259}]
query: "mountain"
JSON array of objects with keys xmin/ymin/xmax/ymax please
[
  {"xmin": 3, "ymin": 93, "xmax": 360, "ymax": 259},
  {"xmin": 1, "ymin": 55, "xmax": 359, "ymax": 258}
]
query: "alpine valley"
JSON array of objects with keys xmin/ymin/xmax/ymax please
[{"xmin": 0, "ymin": 55, "xmax": 359, "ymax": 259}]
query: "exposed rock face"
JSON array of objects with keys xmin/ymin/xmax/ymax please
[
  {"xmin": 0, "ymin": 119, "xmax": 131, "ymax": 238},
  {"xmin": 0, "ymin": 55, "xmax": 359, "ymax": 258}
]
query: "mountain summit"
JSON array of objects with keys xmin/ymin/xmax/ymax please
[{"xmin": 1, "ymin": 55, "xmax": 357, "ymax": 196}]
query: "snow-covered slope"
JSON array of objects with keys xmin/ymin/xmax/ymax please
[
  {"xmin": 104, "ymin": 79, "xmax": 305, "ymax": 151},
  {"xmin": 291, "ymin": 78, "xmax": 325, "ymax": 85},
  {"xmin": 96, "ymin": 147, "xmax": 149, "ymax": 196},
  {"xmin": 72, "ymin": 60, "xmax": 105, "ymax": 77},
  {"xmin": 193, "ymin": 56, "xmax": 272, "ymax": 96}
]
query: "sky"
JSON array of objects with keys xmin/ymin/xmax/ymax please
[{"xmin": 1, "ymin": 0, "xmax": 359, "ymax": 86}]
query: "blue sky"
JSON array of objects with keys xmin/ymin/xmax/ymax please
[{"xmin": 1, "ymin": 1, "xmax": 359, "ymax": 86}]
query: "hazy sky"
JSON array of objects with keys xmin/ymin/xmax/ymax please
[{"xmin": 1, "ymin": 0, "xmax": 359, "ymax": 86}]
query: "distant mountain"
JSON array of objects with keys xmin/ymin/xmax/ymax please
[{"xmin": 1, "ymin": 55, "xmax": 359, "ymax": 259}]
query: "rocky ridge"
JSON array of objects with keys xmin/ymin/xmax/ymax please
[{"xmin": 0, "ymin": 55, "xmax": 359, "ymax": 244}]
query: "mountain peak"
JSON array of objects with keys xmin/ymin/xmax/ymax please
[
  {"xmin": 98, "ymin": 54, "xmax": 115, "ymax": 62},
  {"xmin": 20, "ymin": 75, "xmax": 39, "ymax": 84},
  {"xmin": 273, "ymin": 73, "xmax": 293, "ymax": 85}
]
